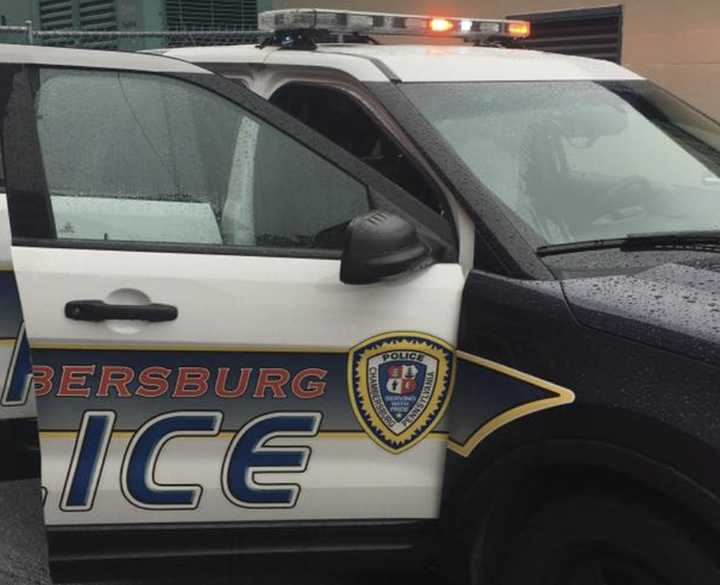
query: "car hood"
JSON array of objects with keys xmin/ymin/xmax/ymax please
[{"xmin": 560, "ymin": 260, "xmax": 720, "ymax": 367}]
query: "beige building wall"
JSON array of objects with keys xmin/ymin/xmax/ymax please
[{"xmin": 272, "ymin": 0, "xmax": 720, "ymax": 120}]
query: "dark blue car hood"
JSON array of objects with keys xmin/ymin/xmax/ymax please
[{"xmin": 559, "ymin": 259, "xmax": 720, "ymax": 367}]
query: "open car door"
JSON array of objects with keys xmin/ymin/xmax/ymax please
[{"xmin": 0, "ymin": 46, "xmax": 465, "ymax": 576}]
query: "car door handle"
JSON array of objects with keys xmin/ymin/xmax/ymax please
[{"xmin": 65, "ymin": 300, "xmax": 178, "ymax": 323}]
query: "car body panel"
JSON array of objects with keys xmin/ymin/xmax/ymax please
[
  {"xmin": 0, "ymin": 52, "xmax": 466, "ymax": 541},
  {"xmin": 163, "ymin": 44, "xmax": 644, "ymax": 83},
  {"xmin": 0, "ymin": 43, "xmax": 210, "ymax": 74},
  {"xmin": 560, "ymin": 258, "xmax": 720, "ymax": 368},
  {"xmin": 0, "ymin": 197, "xmax": 34, "ymax": 422}
]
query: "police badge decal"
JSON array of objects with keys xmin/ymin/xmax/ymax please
[{"xmin": 348, "ymin": 332, "xmax": 456, "ymax": 453}]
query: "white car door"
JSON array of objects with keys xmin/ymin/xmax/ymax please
[{"xmin": 1, "ymin": 51, "xmax": 464, "ymax": 546}]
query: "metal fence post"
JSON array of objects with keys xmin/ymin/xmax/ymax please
[{"xmin": 25, "ymin": 20, "xmax": 33, "ymax": 45}]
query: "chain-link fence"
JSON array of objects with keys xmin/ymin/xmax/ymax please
[{"xmin": 0, "ymin": 20, "xmax": 267, "ymax": 51}]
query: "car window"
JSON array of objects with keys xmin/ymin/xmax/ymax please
[
  {"xmin": 404, "ymin": 80, "xmax": 720, "ymax": 246},
  {"xmin": 270, "ymin": 83, "xmax": 444, "ymax": 216},
  {"xmin": 559, "ymin": 111, "xmax": 713, "ymax": 184},
  {"xmin": 35, "ymin": 69, "xmax": 369, "ymax": 252}
]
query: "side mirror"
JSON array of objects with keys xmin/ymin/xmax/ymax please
[{"xmin": 340, "ymin": 211, "xmax": 433, "ymax": 285}]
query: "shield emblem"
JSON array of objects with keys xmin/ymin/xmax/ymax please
[{"xmin": 348, "ymin": 332, "xmax": 455, "ymax": 453}]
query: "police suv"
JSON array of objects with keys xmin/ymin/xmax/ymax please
[{"xmin": 2, "ymin": 8, "xmax": 720, "ymax": 585}]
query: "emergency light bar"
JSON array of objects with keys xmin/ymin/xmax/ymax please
[{"xmin": 258, "ymin": 9, "xmax": 531, "ymax": 40}]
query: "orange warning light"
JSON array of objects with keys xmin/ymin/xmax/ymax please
[{"xmin": 429, "ymin": 18, "xmax": 454, "ymax": 33}]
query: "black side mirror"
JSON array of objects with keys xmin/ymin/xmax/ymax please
[{"xmin": 340, "ymin": 211, "xmax": 434, "ymax": 285}]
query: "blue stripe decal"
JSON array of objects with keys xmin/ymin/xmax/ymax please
[{"xmin": 2, "ymin": 328, "xmax": 32, "ymax": 406}]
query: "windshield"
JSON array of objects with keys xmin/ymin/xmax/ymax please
[{"xmin": 402, "ymin": 80, "xmax": 720, "ymax": 246}]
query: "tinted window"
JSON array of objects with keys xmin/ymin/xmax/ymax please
[
  {"xmin": 270, "ymin": 84, "xmax": 443, "ymax": 216},
  {"xmin": 36, "ymin": 69, "xmax": 369, "ymax": 251}
]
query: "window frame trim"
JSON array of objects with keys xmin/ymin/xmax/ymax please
[{"xmin": 12, "ymin": 236, "xmax": 344, "ymax": 260}]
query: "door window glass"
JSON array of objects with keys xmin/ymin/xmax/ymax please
[
  {"xmin": 35, "ymin": 69, "xmax": 369, "ymax": 251},
  {"xmin": 270, "ymin": 84, "xmax": 443, "ymax": 215}
]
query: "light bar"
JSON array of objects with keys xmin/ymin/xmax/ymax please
[{"xmin": 258, "ymin": 9, "xmax": 531, "ymax": 39}]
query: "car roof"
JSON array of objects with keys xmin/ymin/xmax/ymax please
[
  {"xmin": 0, "ymin": 43, "xmax": 210, "ymax": 74},
  {"xmin": 162, "ymin": 43, "xmax": 643, "ymax": 83}
]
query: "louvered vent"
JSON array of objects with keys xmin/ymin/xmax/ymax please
[
  {"xmin": 79, "ymin": 0, "xmax": 117, "ymax": 48},
  {"xmin": 39, "ymin": 0, "xmax": 74, "ymax": 30},
  {"xmin": 166, "ymin": 0, "xmax": 257, "ymax": 35},
  {"xmin": 508, "ymin": 6, "xmax": 623, "ymax": 63},
  {"xmin": 39, "ymin": 0, "xmax": 118, "ymax": 48},
  {"xmin": 79, "ymin": 0, "xmax": 117, "ymax": 30}
]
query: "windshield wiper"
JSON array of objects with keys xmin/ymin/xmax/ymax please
[{"xmin": 536, "ymin": 230, "xmax": 720, "ymax": 257}]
